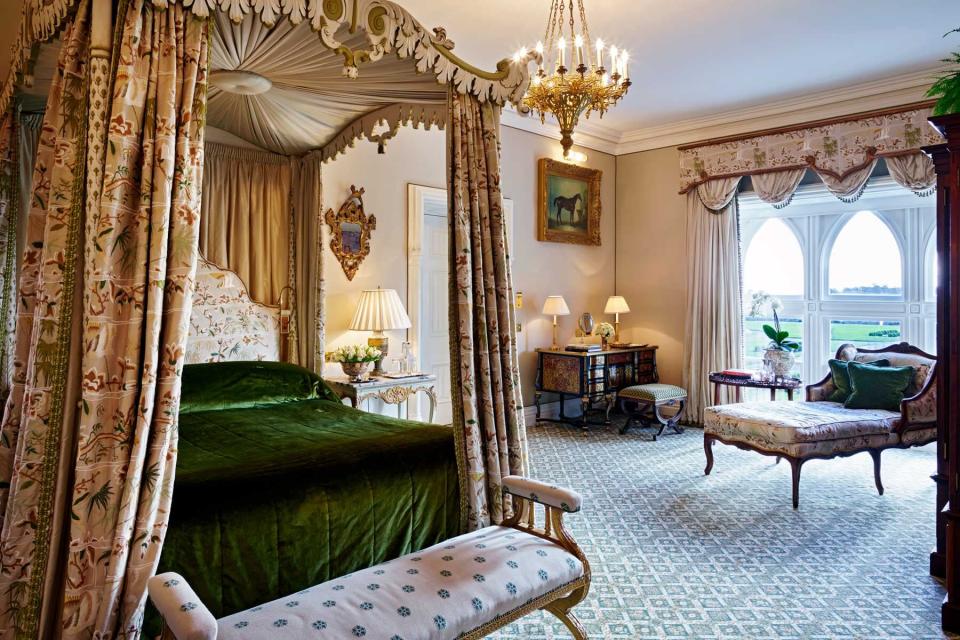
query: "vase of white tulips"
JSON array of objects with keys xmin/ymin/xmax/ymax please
[
  {"xmin": 595, "ymin": 322, "xmax": 615, "ymax": 350},
  {"xmin": 333, "ymin": 344, "xmax": 382, "ymax": 381}
]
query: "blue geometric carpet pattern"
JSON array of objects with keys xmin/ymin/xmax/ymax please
[{"xmin": 489, "ymin": 421, "xmax": 951, "ymax": 640}]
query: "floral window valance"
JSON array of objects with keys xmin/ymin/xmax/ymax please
[
  {"xmin": 679, "ymin": 103, "xmax": 945, "ymax": 204},
  {"xmin": 1, "ymin": 0, "xmax": 538, "ymax": 117}
]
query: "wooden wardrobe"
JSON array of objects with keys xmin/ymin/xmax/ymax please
[{"xmin": 928, "ymin": 113, "xmax": 960, "ymax": 633}]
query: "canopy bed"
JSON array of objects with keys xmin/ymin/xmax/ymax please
[{"xmin": 0, "ymin": 0, "xmax": 536, "ymax": 637}]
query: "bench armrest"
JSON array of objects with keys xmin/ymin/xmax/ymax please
[
  {"xmin": 147, "ymin": 572, "xmax": 218, "ymax": 640},
  {"xmin": 502, "ymin": 475, "xmax": 582, "ymax": 513},
  {"xmin": 900, "ymin": 362, "xmax": 937, "ymax": 432},
  {"xmin": 806, "ymin": 372, "xmax": 835, "ymax": 402}
]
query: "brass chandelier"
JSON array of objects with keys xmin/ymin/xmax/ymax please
[{"xmin": 518, "ymin": 0, "xmax": 630, "ymax": 159}]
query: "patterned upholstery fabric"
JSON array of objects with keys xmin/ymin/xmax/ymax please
[
  {"xmin": 704, "ymin": 402, "xmax": 900, "ymax": 444},
  {"xmin": 186, "ymin": 258, "xmax": 282, "ymax": 364},
  {"xmin": 619, "ymin": 384, "xmax": 687, "ymax": 403},
  {"xmin": 501, "ymin": 475, "xmax": 582, "ymax": 513},
  {"xmin": 159, "ymin": 526, "xmax": 584, "ymax": 640}
]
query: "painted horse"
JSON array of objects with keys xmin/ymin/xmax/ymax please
[{"xmin": 553, "ymin": 193, "xmax": 582, "ymax": 224}]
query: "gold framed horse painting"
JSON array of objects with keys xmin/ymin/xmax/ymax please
[{"xmin": 537, "ymin": 158, "xmax": 602, "ymax": 245}]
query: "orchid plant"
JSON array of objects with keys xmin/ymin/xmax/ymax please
[
  {"xmin": 749, "ymin": 291, "xmax": 800, "ymax": 352},
  {"xmin": 331, "ymin": 344, "xmax": 382, "ymax": 363}
]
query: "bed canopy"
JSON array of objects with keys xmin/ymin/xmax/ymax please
[{"xmin": 0, "ymin": 1, "xmax": 534, "ymax": 636}]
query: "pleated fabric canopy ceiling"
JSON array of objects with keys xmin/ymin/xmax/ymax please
[{"xmin": 2, "ymin": 0, "xmax": 540, "ymax": 159}]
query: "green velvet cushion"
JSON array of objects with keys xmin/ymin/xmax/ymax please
[
  {"xmin": 844, "ymin": 361, "xmax": 915, "ymax": 411},
  {"xmin": 827, "ymin": 358, "xmax": 890, "ymax": 402},
  {"xmin": 179, "ymin": 361, "xmax": 338, "ymax": 414}
]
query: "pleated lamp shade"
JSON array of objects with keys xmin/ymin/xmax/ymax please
[
  {"xmin": 350, "ymin": 288, "xmax": 412, "ymax": 332},
  {"xmin": 604, "ymin": 295, "xmax": 630, "ymax": 315},
  {"xmin": 541, "ymin": 295, "xmax": 570, "ymax": 316}
]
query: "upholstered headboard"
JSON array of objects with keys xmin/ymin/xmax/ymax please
[{"xmin": 186, "ymin": 257, "xmax": 281, "ymax": 364}]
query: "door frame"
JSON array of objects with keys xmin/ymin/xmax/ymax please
[{"xmin": 406, "ymin": 183, "xmax": 514, "ymax": 421}]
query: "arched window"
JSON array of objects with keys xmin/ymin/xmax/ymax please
[
  {"xmin": 743, "ymin": 218, "xmax": 804, "ymax": 299},
  {"xmin": 925, "ymin": 231, "xmax": 937, "ymax": 302},
  {"xmin": 828, "ymin": 211, "xmax": 903, "ymax": 296},
  {"xmin": 742, "ymin": 219, "xmax": 804, "ymax": 378}
]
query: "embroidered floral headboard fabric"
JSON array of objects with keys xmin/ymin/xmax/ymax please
[{"xmin": 186, "ymin": 258, "xmax": 281, "ymax": 364}]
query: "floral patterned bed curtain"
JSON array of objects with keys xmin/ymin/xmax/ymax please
[
  {"xmin": 0, "ymin": 112, "xmax": 17, "ymax": 405},
  {"xmin": 446, "ymin": 90, "xmax": 527, "ymax": 531},
  {"xmin": 0, "ymin": 1, "xmax": 209, "ymax": 637}
]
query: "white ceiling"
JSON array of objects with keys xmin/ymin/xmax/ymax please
[
  {"xmin": 1, "ymin": 0, "xmax": 959, "ymax": 153},
  {"xmin": 399, "ymin": 0, "xmax": 960, "ymax": 132}
]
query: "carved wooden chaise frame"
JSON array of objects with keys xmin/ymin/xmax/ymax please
[{"xmin": 704, "ymin": 342, "xmax": 938, "ymax": 509}]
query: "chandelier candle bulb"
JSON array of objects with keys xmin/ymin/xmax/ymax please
[
  {"xmin": 558, "ymin": 37, "xmax": 566, "ymax": 69},
  {"xmin": 575, "ymin": 35, "xmax": 584, "ymax": 66},
  {"xmin": 595, "ymin": 38, "xmax": 603, "ymax": 70}
]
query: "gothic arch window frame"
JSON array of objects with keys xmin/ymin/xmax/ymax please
[
  {"xmin": 821, "ymin": 209, "xmax": 907, "ymax": 302},
  {"xmin": 740, "ymin": 176, "xmax": 936, "ymax": 385}
]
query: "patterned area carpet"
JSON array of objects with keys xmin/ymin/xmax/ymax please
[{"xmin": 490, "ymin": 421, "xmax": 951, "ymax": 640}]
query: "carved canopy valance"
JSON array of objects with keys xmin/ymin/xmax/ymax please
[
  {"xmin": 0, "ymin": 0, "xmax": 537, "ymax": 118},
  {"xmin": 679, "ymin": 103, "xmax": 945, "ymax": 196}
]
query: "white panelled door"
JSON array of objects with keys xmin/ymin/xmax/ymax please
[{"xmin": 419, "ymin": 198, "xmax": 453, "ymax": 424}]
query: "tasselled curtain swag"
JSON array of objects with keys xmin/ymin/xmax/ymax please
[
  {"xmin": 683, "ymin": 178, "xmax": 744, "ymax": 425},
  {"xmin": 679, "ymin": 105, "xmax": 943, "ymax": 204},
  {"xmin": 0, "ymin": 1, "xmax": 210, "ymax": 638},
  {"xmin": 446, "ymin": 90, "xmax": 527, "ymax": 530}
]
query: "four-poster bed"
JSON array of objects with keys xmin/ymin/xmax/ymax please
[{"xmin": 0, "ymin": 0, "xmax": 538, "ymax": 636}]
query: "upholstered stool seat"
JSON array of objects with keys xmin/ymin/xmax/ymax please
[{"xmin": 618, "ymin": 383, "xmax": 687, "ymax": 439}]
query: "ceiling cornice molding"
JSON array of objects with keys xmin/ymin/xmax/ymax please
[
  {"xmin": 501, "ymin": 109, "xmax": 622, "ymax": 155},
  {"xmin": 504, "ymin": 65, "xmax": 948, "ymax": 156}
]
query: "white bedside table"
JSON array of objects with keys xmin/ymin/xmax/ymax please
[{"xmin": 325, "ymin": 373, "xmax": 438, "ymax": 423}]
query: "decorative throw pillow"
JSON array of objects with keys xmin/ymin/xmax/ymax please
[
  {"xmin": 827, "ymin": 358, "xmax": 890, "ymax": 403},
  {"xmin": 844, "ymin": 361, "xmax": 915, "ymax": 411}
]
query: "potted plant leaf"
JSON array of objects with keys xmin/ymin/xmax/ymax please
[
  {"xmin": 928, "ymin": 28, "xmax": 960, "ymax": 115},
  {"xmin": 749, "ymin": 292, "xmax": 800, "ymax": 378}
]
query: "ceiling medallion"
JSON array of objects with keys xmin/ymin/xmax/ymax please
[
  {"xmin": 210, "ymin": 70, "xmax": 273, "ymax": 96},
  {"xmin": 517, "ymin": 0, "xmax": 630, "ymax": 159}
]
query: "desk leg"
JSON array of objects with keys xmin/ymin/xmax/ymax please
[
  {"xmin": 535, "ymin": 392, "xmax": 542, "ymax": 420},
  {"xmin": 713, "ymin": 383, "xmax": 720, "ymax": 406},
  {"xmin": 604, "ymin": 394, "xmax": 614, "ymax": 424},
  {"xmin": 580, "ymin": 397, "xmax": 590, "ymax": 431}
]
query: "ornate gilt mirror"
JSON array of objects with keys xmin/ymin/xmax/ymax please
[{"xmin": 325, "ymin": 185, "xmax": 377, "ymax": 280}]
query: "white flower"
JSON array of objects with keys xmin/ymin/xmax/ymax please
[{"xmin": 595, "ymin": 322, "xmax": 615, "ymax": 339}]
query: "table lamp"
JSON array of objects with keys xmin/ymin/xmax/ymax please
[
  {"xmin": 350, "ymin": 287, "xmax": 411, "ymax": 375},
  {"xmin": 542, "ymin": 295, "xmax": 570, "ymax": 351},
  {"xmin": 604, "ymin": 295, "xmax": 630, "ymax": 346}
]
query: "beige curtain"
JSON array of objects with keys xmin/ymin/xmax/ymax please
[
  {"xmin": 199, "ymin": 142, "xmax": 291, "ymax": 305},
  {"xmin": 752, "ymin": 168, "xmax": 805, "ymax": 208},
  {"xmin": 886, "ymin": 152, "xmax": 937, "ymax": 196},
  {"xmin": 812, "ymin": 159, "xmax": 878, "ymax": 203},
  {"xmin": 447, "ymin": 90, "xmax": 527, "ymax": 530},
  {"xmin": 0, "ymin": 1, "xmax": 210, "ymax": 637},
  {"xmin": 0, "ymin": 109, "xmax": 41, "ymax": 403},
  {"xmin": 291, "ymin": 152, "xmax": 324, "ymax": 370},
  {"xmin": 683, "ymin": 177, "xmax": 744, "ymax": 425}
]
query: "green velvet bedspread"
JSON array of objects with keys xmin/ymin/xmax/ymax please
[{"xmin": 147, "ymin": 362, "xmax": 459, "ymax": 632}]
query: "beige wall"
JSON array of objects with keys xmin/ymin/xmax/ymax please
[
  {"xmin": 321, "ymin": 122, "xmax": 617, "ymax": 405},
  {"xmin": 615, "ymin": 146, "xmax": 687, "ymax": 385}
]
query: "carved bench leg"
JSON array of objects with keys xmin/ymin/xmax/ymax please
[
  {"xmin": 543, "ymin": 585, "xmax": 588, "ymax": 640},
  {"xmin": 789, "ymin": 457, "xmax": 804, "ymax": 509},
  {"xmin": 869, "ymin": 449, "xmax": 884, "ymax": 495},
  {"xmin": 704, "ymin": 434, "xmax": 715, "ymax": 475}
]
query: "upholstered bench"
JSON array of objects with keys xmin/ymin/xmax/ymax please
[
  {"xmin": 618, "ymin": 383, "xmax": 687, "ymax": 439},
  {"xmin": 703, "ymin": 342, "xmax": 937, "ymax": 509},
  {"xmin": 148, "ymin": 476, "xmax": 591, "ymax": 640}
]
